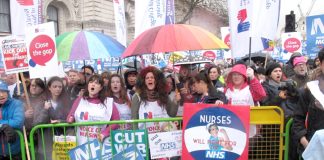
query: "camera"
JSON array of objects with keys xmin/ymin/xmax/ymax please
[{"xmin": 278, "ymin": 80, "xmax": 298, "ymax": 97}]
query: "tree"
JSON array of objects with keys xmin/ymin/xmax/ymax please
[{"xmin": 178, "ymin": 0, "xmax": 228, "ymax": 24}]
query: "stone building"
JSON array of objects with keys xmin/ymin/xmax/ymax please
[{"xmin": 0, "ymin": 0, "xmax": 228, "ymax": 44}]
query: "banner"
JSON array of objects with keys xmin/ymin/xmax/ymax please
[
  {"xmin": 26, "ymin": 22, "xmax": 59, "ymax": 78},
  {"xmin": 111, "ymin": 130, "xmax": 148, "ymax": 159},
  {"xmin": 306, "ymin": 14, "xmax": 324, "ymax": 57},
  {"xmin": 113, "ymin": 0, "xmax": 127, "ymax": 46},
  {"xmin": 148, "ymin": 130, "xmax": 182, "ymax": 159},
  {"xmin": 0, "ymin": 36, "xmax": 29, "ymax": 74},
  {"xmin": 135, "ymin": 0, "xmax": 175, "ymax": 37},
  {"xmin": 249, "ymin": 0, "xmax": 280, "ymax": 40},
  {"xmin": 182, "ymin": 103, "xmax": 250, "ymax": 160},
  {"xmin": 227, "ymin": 0, "xmax": 280, "ymax": 58},
  {"xmin": 63, "ymin": 57, "xmax": 120, "ymax": 73},
  {"xmin": 281, "ymin": 32, "xmax": 302, "ymax": 61},
  {"xmin": 10, "ymin": 0, "xmax": 43, "ymax": 36}
]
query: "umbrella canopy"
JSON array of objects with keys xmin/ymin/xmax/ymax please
[
  {"xmin": 174, "ymin": 54, "xmax": 212, "ymax": 66},
  {"xmin": 122, "ymin": 24, "xmax": 228, "ymax": 58},
  {"xmin": 56, "ymin": 31, "xmax": 125, "ymax": 61},
  {"xmin": 241, "ymin": 52, "xmax": 272, "ymax": 62}
]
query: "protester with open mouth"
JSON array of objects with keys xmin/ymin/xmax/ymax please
[
  {"xmin": 67, "ymin": 75, "xmax": 120, "ymax": 145},
  {"xmin": 261, "ymin": 62, "xmax": 299, "ymax": 160},
  {"xmin": 131, "ymin": 66, "xmax": 180, "ymax": 133},
  {"xmin": 261, "ymin": 62, "xmax": 299, "ymax": 120},
  {"xmin": 105, "ymin": 74, "xmax": 131, "ymax": 129}
]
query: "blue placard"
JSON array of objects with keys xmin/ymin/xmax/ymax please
[
  {"xmin": 68, "ymin": 139, "xmax": 112, "ymax": 160},
  {"xmin": 113, "ymin": 145, "xmax": 144, "ymax": 160},
  {"xmin": 306, "ymin": 14, "xmax": 324, "ymax": 58}
]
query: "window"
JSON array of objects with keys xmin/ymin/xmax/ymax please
[
  {"xmin": 0, "ymin": 0, "xmax": 11, "ymax": 33},
  {"xmin": 47, "ymin": 5, "xmax": 59, "ymax": 36}
]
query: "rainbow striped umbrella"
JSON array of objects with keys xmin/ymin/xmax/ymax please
[
  {"xmin": 122, "ymin": 24, "xmax": 229, "ymax": 58},
  {"xmin": 56, "ymin": 31, "xmax": 125, "ymax": 61}
]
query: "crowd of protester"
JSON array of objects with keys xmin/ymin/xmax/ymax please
[{"xmin": 0, "ymin": 48, "xmax": 324, "ymax": 159}]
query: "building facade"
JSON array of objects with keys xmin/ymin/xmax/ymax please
[{"xmin": 0, "ymin": 0, "xmax": 227, "ymax": 44}]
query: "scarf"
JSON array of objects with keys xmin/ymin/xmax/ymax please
[
  {"xmin": 147, "ymin": 90, "xmax": 158, "ymax": 102},
  {"xmin": 268, "ymin": 79, "xmax": 281, "ymax": 88}
]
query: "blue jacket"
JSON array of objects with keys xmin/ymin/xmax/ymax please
[{"xmin": 0, "ymin": 97, "xmax": 24, "ymax": 156}]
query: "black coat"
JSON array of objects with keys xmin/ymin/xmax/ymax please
[
  {"xmin": 261, "ymin": 80, "xmax": 299, "ymax": 120},
  {"xmin": 195, "ymin": 86, "xmax": 227, "ymax": 104},
  {"xmin": 292, "ymin": 87, "xmax": 324, "ymax": 153}
]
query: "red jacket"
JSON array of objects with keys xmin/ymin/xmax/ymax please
[{"xmin": 226, "ymin": 64, "xmax": 266, "ymax": 102}]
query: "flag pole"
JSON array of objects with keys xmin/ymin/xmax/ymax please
[{"xmin": 248, "ymin": 37, "xmax": 252, "ymax": 66}]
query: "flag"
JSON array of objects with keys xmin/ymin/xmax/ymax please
[
  {"xmin": 135, "ymin": 0, "xmax": 175, "ymax": 37},
  {"xmin": 250, "ymin": 0, "xmax": 280, "ymax": 40},
  {"xmin": 113, "ymin": 0, "xmax": 127, "ymax": 46},
  {"xmin": 10, "ymin": 0, "xmax": 43, "ymax": 36},
  {"xmin": 228, "ymin": 0, "xmax": 280, "ymax": 58}
]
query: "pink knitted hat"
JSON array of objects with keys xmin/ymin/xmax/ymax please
[{"xmin": 293, "ymin": 56, "xmax": 306, "ymax": 66}]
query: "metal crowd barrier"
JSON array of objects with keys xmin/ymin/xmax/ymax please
[
  {"xmin": 26, "ymin": 106, "xmax": 285, "ymax": 160},
  {"xmin": 0, "ymin": 130, "xmax": 26, "ymax": 160},
  {"xmin": 284, "ymin": 118, "xmax": 293, "ymax": 160}
]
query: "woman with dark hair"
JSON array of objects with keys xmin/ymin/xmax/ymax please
[
  {"xmin": 101, "ymin": 71, "xmax": 111, "ymax": 91},
  {"xmin": 32, "ymin": 76, "xmax": 72, "ymax": 159},
  {"xmin": 24, "ymin": 78, "xmax": 47, "ymax": 131},
  {"xmin": 208, "ymin": 65, "xmax": 225, "ymax": 92},
  {"xmin": 106, "ymin": 74, "xmax": 131, "ymax": 129},
  {"xmin": 67, "ymin": 75, "xmax": 119, "ymax": 145},
  {"xmin": 44, "ymin": 76, "xmax": 72, "ymax": 123},
  {"xmin": 124, "ymin": 68, "xmax": 138, "ymax": 100},
  {"xmin": 193, "ymin": 72, "xmax": 226, "ymax": 104},
  {"xmin": 165, "ymin": 73, "xmax": 176, "ymax": 100},
  {"xmin": 131, "ymin": 66, "xmax": 180, "ymax": 133}
]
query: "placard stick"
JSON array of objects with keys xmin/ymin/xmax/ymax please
[
  {"xmin": 19, "ymin": 72, "xmax": 31, "ymax": 109},
  {"xmin": 16, "ymin": 73, "xmax": 21, "ymax": 96}
]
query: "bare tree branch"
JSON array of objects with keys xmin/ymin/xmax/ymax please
[
  {"xmin": 177, "ymin": 0, "xmax": 228, "ymax": 24},
  {"xmin": 178, "ymin": 0, "xmax": 203, "ymax": 24}
]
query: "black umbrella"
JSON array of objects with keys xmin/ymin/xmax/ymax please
[
  {"xmin": 123, "ymin": 61, "xmax": 141, "ymax": 69},
  {"xmin": 241, "ymin": 52, "xmax": 272, "ymax": 63}
]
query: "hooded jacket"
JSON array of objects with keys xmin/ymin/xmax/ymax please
[
  {"xmin": 226, "ymin": 64, "xmax": 266, "ymax": 103},
  {"xmin": 0, "ymin": 97, "xmax": 24, "ymax": 156}
]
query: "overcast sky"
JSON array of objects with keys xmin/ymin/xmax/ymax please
[{"xmin": 277, "ymin": 0, "xmax": 324, "ymax": 38}]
